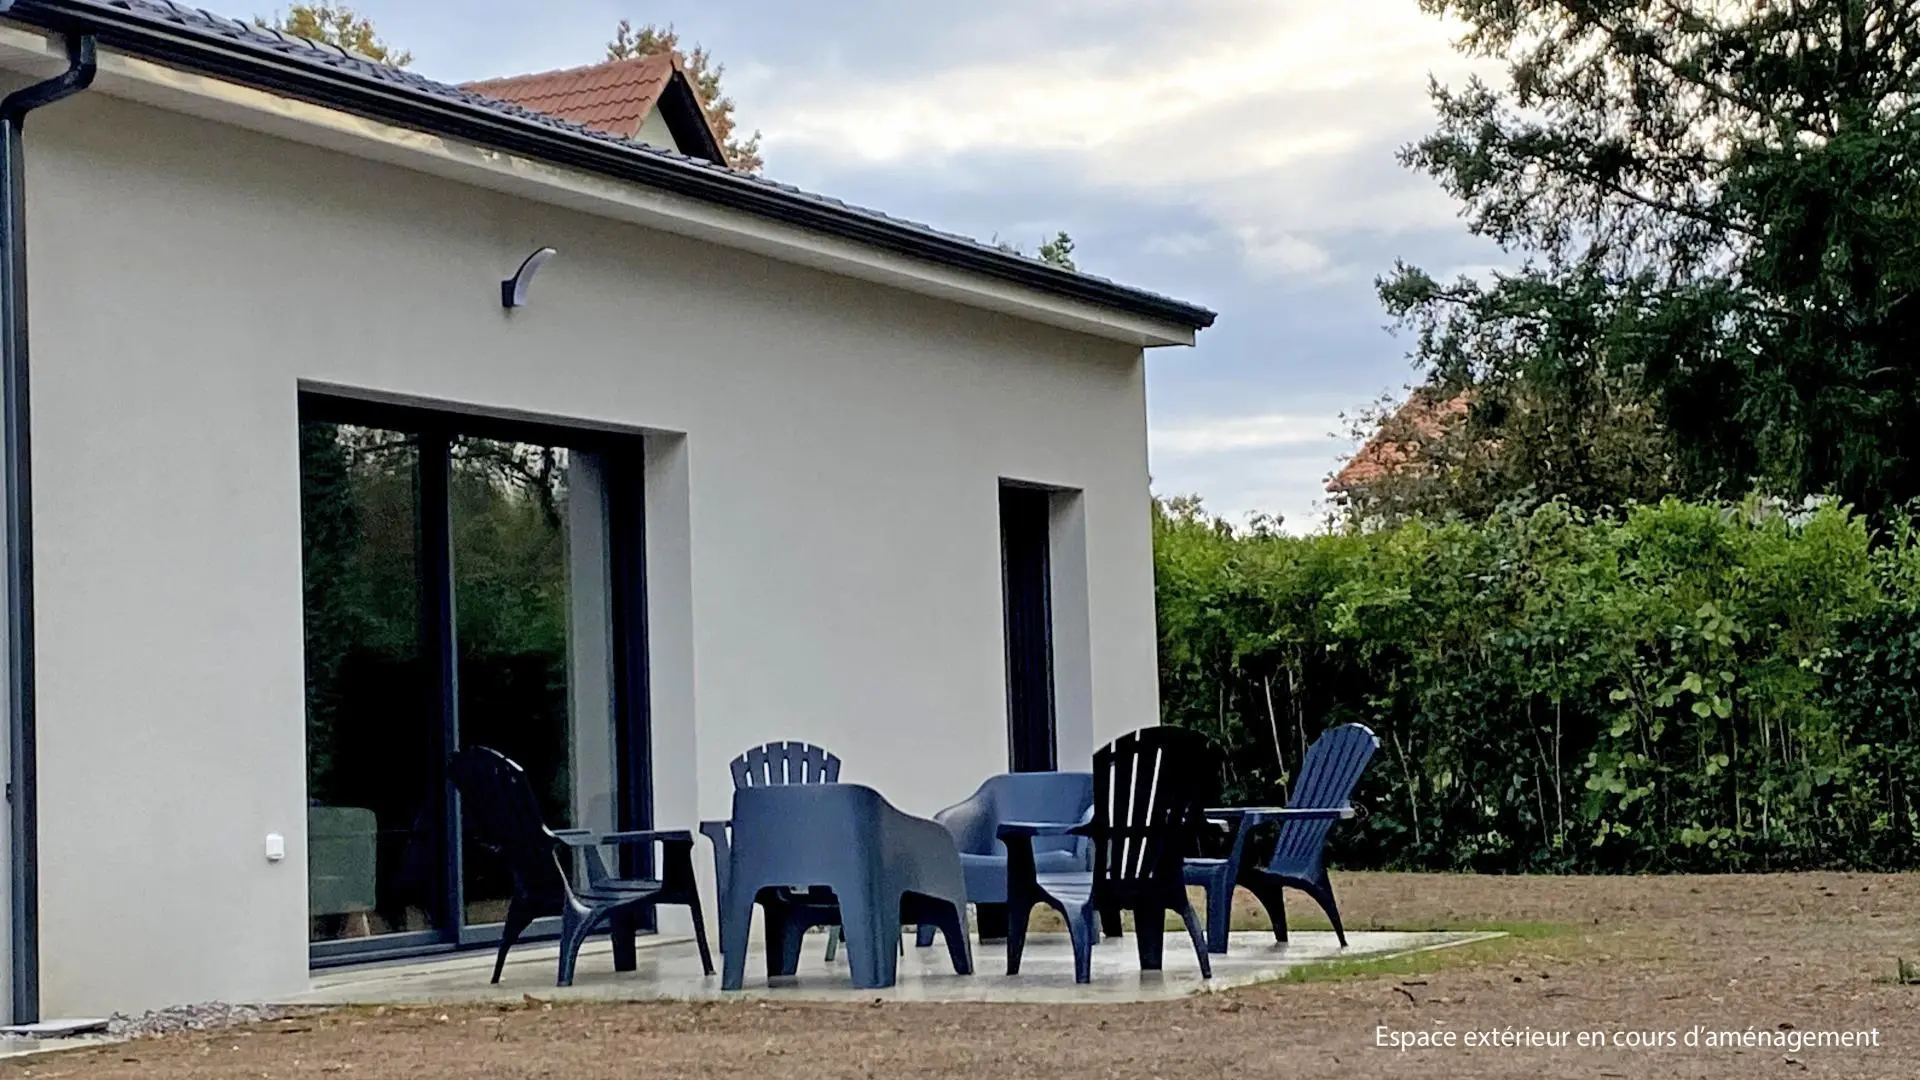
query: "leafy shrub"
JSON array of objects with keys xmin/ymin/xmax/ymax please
[{"xmin": 1156, "ymin": 496, "xmax": 1920, "ymax": 871}]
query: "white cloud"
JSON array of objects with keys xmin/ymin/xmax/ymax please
[
  {"xmin": 751, "ymin": 1, "xmax": 1486, "ymax": 279},
  {"xmin": 759, "ymin": 3, "xmax": 1464, "ymax": 164},
  {"xmin": 1150, "ymin": 412, "xmax": 1340, "ymax": 457},
  {"xmin": 1237, "ymin": 229, "xmax": 1335, "ymax": 279},
  {"xmin": 1142, "ymin": 231, "xmax": 1215, "ymax": 258}
]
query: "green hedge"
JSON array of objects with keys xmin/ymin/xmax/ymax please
[{"xmin": 1155, "ymin": 498, "xmax": 1920, "ymax": 872}]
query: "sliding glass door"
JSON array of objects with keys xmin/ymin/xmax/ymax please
[
  {"xmin": 298, "ymin": 399, "xmax": 651, "ymax": 964},
  {"xmin": 302, "ymin": 423, "xmax": 442, "ymax": 946},
  {"xmin": 449, "ymin": 436, "xmax": 576, "ymax": 929}
]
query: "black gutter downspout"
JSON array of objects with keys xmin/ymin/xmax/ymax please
[{"xmin": 2, "ymin": 31, "xmax": 96, "ymax": 1026}]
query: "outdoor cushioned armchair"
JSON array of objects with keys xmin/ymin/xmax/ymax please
[
  {"xmin": 450, "ymin": 746, "xmax": 713, "ymax": 986},
  {"xmin": 1184, "ymin": 722, "xmax": 1377, "ymax": 951},
  {"xmin": 913, "ymin": 771, "xmax": 1093, "ymax": 946},
  {"xmin": 719, "ymin": 782, "xmax": 973, "ymax": 991},
  {"xmin": 1000, "ymin": 727, "xmax": 1214, "ymax": 984}
]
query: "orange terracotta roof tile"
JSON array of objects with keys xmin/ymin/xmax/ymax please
[
  {"xmin": 1329, "ymin": 390, "xmax": 1471, "ymax": 493},
  {"xmin": 462, "ymin": 54, "xmax": 680, "ymax": 141}
]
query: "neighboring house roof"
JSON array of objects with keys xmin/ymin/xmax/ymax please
[
  {"xmin": 3, "ymin": 0, "xmax": 1215, "ymax": 332},
  {"xmin": 1328, "ymin": 390, "xmax": 1471, "ymax": 494},
  {"xmin": 461, "ymin": 53, "xmax": 728, "ymax": 167}
]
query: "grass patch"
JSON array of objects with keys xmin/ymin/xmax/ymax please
[{"xmin": 1261, "ymin": 921, "xmax": 1575, "ymax": 985}]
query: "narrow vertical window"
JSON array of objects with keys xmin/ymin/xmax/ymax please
[{"xmin": 1000, "ymin": 483, "xmax": 1057, "ymax": 772}]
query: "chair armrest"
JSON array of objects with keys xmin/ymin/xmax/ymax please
[
  {"xmin": 1194, "ymin": 807, "xmax": 1355, "ymax": 883},
  {"xmin": 554, "ymin": 828, "xmax": 695, "ymax": 848},
  {"xmin": 697, "ymin": 821, "xmax": 732, "ymax": 855},
  {"xmin": 996, "ymin": 820, "xmax": 1079, "ymax": 839},
  {"xmin": 553, "ymin": 830, "xmax": 697, "ymax": 890},
  {"xmin": 1205, "ymin": 807, "xmax": 1355, "ymax": 825},
  {"xmin": 598, "ymin": 829, "xmax": 695, "ymax": 846}
]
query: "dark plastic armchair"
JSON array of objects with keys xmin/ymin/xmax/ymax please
[
  {"xmin": 449, "ymin": 746, "xmax": 712, "ymax": 986},
  {"xmin": 1184, "ymin": 722, "xmax": 1377, "ymax": 951},
  {"xmin": 1000, "ymin": 727, "xmax": 1214, "ymax": 984},
  {"xmin": 719, "ymin": 782, "xmax": 973, "ymax": 991},
  {"xmin": 913, "ymin": 771, "xmax": 1093, "ymax": 946}
]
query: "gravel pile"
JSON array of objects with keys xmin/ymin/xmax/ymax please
[{"xmin": 107, "ymin": 1003, "xmax": 283, "ymax": 1039}]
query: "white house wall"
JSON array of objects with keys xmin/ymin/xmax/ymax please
[
  {"xmin": 22, "ymin": 88, "xmax": 1162, "ymax": 1015},
  {"xmin": 633, "ymin": 103, "xmax": 678, "ymax": 153}
]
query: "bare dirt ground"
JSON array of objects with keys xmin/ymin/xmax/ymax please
[{"xmin": 10, "ymin": 872, "xmax": 1917, "ymax": 1079}]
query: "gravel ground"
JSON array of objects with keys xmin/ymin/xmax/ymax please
[
  {"xmin": 6, "ymin": 872, "xmax": 1916, "ymax": 1079},
  {"xmin": 104, "ymin": 1005, "xmax": 283, "ymax": 1040}
]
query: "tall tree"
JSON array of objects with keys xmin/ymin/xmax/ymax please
[
  {"xmin": 1379, "ymin": 0, "xmax": 1920, "ymax": 521},
  {"xmin": 1036, "ymin": 231, "xmax": 1077, "ymax": 271},
  {"xmin": 993, "ymin": 230, "xmax": 1079, "ymax": 270},
  {"xmin": 606, "ymin": 20, "xmax": 763, "ymax": 172},
  {"xmin": 257, "ymin": 4, "xmax": 412, "ymax": 67}
]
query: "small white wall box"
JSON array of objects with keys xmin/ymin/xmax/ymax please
[{"xmin": 264, "ymin": 833, "xmax": 286, "ymax": 862}]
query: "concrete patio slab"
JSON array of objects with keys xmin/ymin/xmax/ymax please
[
  {"xmin": 288, "ymin": 929, "xmax": 1499, "ymax": 1006},
  {"xmin": 0, "ymin": 1036, "xmax": 122, "ymax": 1061}
]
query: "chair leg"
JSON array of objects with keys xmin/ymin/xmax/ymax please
[
  {"xmin": 1100, "ymin": 904, "xmax": 1124, "ymax": 940},
  {"xmin": 1178, "ymin": 901, "xmax": 1213, "ymax": 979},
  {"xmin": 840, "ymin": 895, "xmax": 896, "ymax": 990},
  {"xmin": 686, "ymin": 898, "xmax": 715, "ymax": 977},
  {"xmin": 1204, "ymin": 870, "xmax": 1234, "ymax": 954},
  {"xmin": 936, "ymin": 901, "xmax": 973, "ymax": 976},
  {"xmin": 610, "ymin": 908, "xmax": 638, "ymax": 973},
  {"xmin": 1134, "ymin": 906, "xmax": 1166, "ymax": 971},
  {"xmin": 766, "ymin": 903, "xmax": 810, "ymax": 978},
  {"xmin": 824, "ymin": 925, "xmax": 841, "ymax": 962},
  {"xmin": 1065, "ymin": 903, "xmax": 1098, "ymax": 984},
  {"xmin": 493, "ymin": 895, "xmax": 536, "ymax": 985},
  {"xmin": 720, "ymin": 885, "xmax": 759, "ymax": 991},
  {"xmin": 557, "ymin": 905, "xmax": 604, "ymax": 988},
  {"xmin": 1245, "ymin": 876, "xmax": 1290, "ymax": 943},
  {"xmin": 1308, "ymin": 878, "xmax": 1349, "ymax": 947},
  {"xmin": 1005, "ymin": 899, "xmax": 1034, "ymax": 975},
  {"xmin": 975, "ymin": 903, "xmax": 1009, "ymax": 942},
  {"xmin": 914, "ymin": 923, "xmax": 937, "ymax": 948}
]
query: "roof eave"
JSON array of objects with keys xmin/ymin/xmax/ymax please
[{"xmin": 3, "ymin": 0, "xmax": 1216, "ymax": 333}]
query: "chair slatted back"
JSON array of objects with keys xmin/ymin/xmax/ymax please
[
  {"xmin": 1089, "ymin": 727, "xmax": 1210, "ymax": 893},
  {"xmin": 731, "ymin": 741, "xmax": 841, "ymax": 789},
  {"xmin": 1271, "ymin": 723, "xmax": 1378, "ymax": 870},
  {"xmin": 450, "ymin": 746, "xmax": 568, "ymax": 903}
]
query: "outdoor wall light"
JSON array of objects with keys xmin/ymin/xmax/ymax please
[{"xmin": 501, "ymin": 247, "xmax": 558, "ymax": 309}]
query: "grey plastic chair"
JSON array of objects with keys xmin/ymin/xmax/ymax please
[
  {"xmin": 718, "ymin": 782, "xmax": 973, "ymax": 991},
  {"xmin": 1000, "ymin": 727, "xmax": 1214, "ymax": 983},
  {"xmin": 700, "ymin": 741, "xmax": 851, "ymax": 961},
  {"xmin": 913, "ymin": 771, "xmax": 1093, "ymax": 946},
  {"xmin": 1185, "ymin": 722, "xmax": 1377, "ymax": 950}
]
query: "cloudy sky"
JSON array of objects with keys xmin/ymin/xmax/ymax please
[{"xmin": 326, "ymin": 0, "xmax": 1497, "ymax": 530}]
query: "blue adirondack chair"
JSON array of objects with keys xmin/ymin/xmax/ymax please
[
  {"xmin": 699, "ymin": 741, "xmax": 852, "ymax": 961},
  {"xmin": 913, "ymin": 771, "xmax": 1094, "ymax": 946},
  {"xmin": 999, "ymin": 727, "xmax": 1214, "ymax": 984},
  {"xmin": 1184, "ymin": 722, "xmax": 1378, "ymax": 952},
  {"xmin": 718, "ymin": 782, "xmax": 973, "ymax": 990}
]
